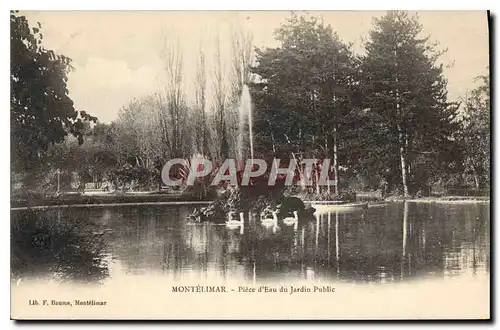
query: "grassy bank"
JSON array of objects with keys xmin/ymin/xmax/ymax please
[
  {"xmin": 11, "ymin": 189, "xmax": 490, "ymax": 209},
  {"xmin": 386, "ymin": 196, "xmax": 490, "ymax": 204},
  {"xmin": 10, "ymin": 192, "xmax": 214, "ymax": 209}
]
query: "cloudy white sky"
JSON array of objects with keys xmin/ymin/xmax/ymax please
[{"xmin": 21, "ymin": 11, "xmax": 489, "ymax": 123}]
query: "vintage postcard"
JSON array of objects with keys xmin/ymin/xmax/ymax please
[{"xmin": 10, "ymin": 10, "xmax": 490, "ymax": 320}]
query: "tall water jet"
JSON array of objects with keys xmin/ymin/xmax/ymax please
[{"xmin": 237, "ymin": 84, "xmax": 254, "ymax": 164}]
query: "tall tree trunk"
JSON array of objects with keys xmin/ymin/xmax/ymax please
[
  {"xmin": 270, "ymin": 129, "xmax": 279, "ymax": 172},
  {"xmin": 395, "ymin": 51, "xmax": 408, "ymax": 198},
  {"xmin": 398, "ymin": 123, "xmax": 409, "ymax": 198},
  {"xmin": 405, "ymin": 133, "xmax": 411, "ymax": 178},
  {"xmin": 324, "ymin": 135, "xmax": 330, "ymax": 194},
  {"xmin": 471, "ymin": 163, "xmax": 480, "ymax": 190},
  {"xmin": 315, "ymin": 163, "xmax": 320, "ymax": 195},
  {"xmin": 220, "ymin": 120, "xmax": 229, "ymax": 161},
  {"xmin": 333, "ymin": 124, "xmax": 339, "ymax": 195}
]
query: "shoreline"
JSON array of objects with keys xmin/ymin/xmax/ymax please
[
  {"xmin": 10, "ymin": 193, "xmax": 212, "ymax": 210},
  {"xmin": 10, "ymin": 193, "xmax": 490, "ymax": 211},
  {"xmin": 10, "ymin": 201, "xmax": 212, "ymax": 211},
  {"xmin": 388, "ymin": 198, "xmax": 490, "ymax": 204}
]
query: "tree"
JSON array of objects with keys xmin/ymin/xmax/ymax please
[
  {"xmin": 361, "ymin": 11, "xmax": 459, "ymax": 197},
  {"xmin": 460, "ymin": 72, "xmax": 490, "ymax": 190},
  {"xmin": 114, "ymin": 97, "xmax": 170, "ymax": 190},
  {"xmin": 193, "ymin": 42, "xmax": 211, "ymax": 157},
  {"xmin": 82, "ymin": 124, "xmax": 118, "ymax": 185},
  {"xmin": 251, "ymin": 14, "xmax": 359, "ymax": 194},
  {"xmin": 158, "ymin": 33, "xmax": 190, "ymax": 159},
  {"xmin": 212, "ymin": 35, "xmax": 230, "ymax": 161},
  {"xmin": 230, "ymin": 26, "xmax": 254, "ymax": 101},
  {"xmin": 10, "ymin": 11, "xmax": 97, "ymax": 172}
]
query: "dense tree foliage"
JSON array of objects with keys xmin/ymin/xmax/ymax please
[
  {"xmin": 12, "ymin": 11, "xmax": 490, "ymax": 198},
  {"xmin": 360, "ymin": 11, "xmax": 460, "ymax": 196},
  {"xmin": 459, "ymin": 73, "xmax": 490, "ymax": 190},
  {"xmin": 10, "ymin": 11, "xmax": 97, "ymax": 172},
  {"xmin": 250, "ymin": 15, "xmax": 360, "ymax": 195}
]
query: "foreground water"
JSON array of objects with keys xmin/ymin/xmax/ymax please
[
  {"xmin": 11, "ymin": 201, "xmax": 491, "ymax": 319},
  {"xmin": 11, "ymin": 201, "xmax": 490, "ymax": 285}
]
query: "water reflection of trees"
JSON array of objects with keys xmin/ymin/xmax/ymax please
[
  {"xmin": 61, "ymin": 203, "xmax": 489, "ymax": 284},
  {"xmin": 436, "ymin": 203, "xmax": 490, "ymax": 277},
  {"xmin": 106, "ymin": 205, "xmax": 190, "ymax": 277},
  {"xmin": 11, "ymin": 208, "xmax": 110, "ymax": 284},
  {"xmin": 224, "ymin": 203, "xmax": 490, "ymax": 283},
  {"xmin": 105, "ymin": 205, "xmax": 232, "ymax": 280}
]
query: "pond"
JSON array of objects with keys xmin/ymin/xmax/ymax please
[{"xmin": 11, "ymin": 201, "xmax": 490, "ymax": 286}]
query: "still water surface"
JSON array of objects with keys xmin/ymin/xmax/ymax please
[{"xmin": 11, "ymin": 202, "xmax": 490, "ymax": 286}]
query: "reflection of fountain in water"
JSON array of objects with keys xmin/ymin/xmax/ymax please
[
  {"xmin": 327, "ymin": 212, "xmax": 331, "ymax": 265},
  {"xmin": 401, "ymin": 201, "xmax": 409, "ymax": 280},
  {"xmin": 335, "ymin": 211, "xmax": 340, "ymax": 276},
  {"xmin": 252, "ymin": 261, "xmax": 256, "ymax": 285},
  {"xmin": 305, "ymin": 267, "xmax": 315, "ymax": 280},
  {"xmin": 237, "ymin": 84, "xmax": 254, "ymax": 163},
  {"xmin": 315, "ymin": 214, "xmax": 320, "ymax": 250}
]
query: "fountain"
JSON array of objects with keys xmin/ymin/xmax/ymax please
[
  {"xmin": 237, "ymin": 84, "xmax": 254, "ymax": 163},
  {"xmin": 189, "ymin": 84, "xmax": 315, "ymax": 225}
]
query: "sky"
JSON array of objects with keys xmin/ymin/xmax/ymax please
[{"xmin": 21, "ymin": 10, "xmax": 490, "ymax": 123}]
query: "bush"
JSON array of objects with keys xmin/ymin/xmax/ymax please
[
  {"xmin": 181, "ymin": 180, "xmax": 219, "ymax": 200},
  {"xmin": 108, "ymin": 164, "xmax": 157, "ymax": 191}
]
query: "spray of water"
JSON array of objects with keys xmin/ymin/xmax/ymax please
[{"xmin": 237, "ymin": 84, "xmax": 254, "ymax": 163}]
